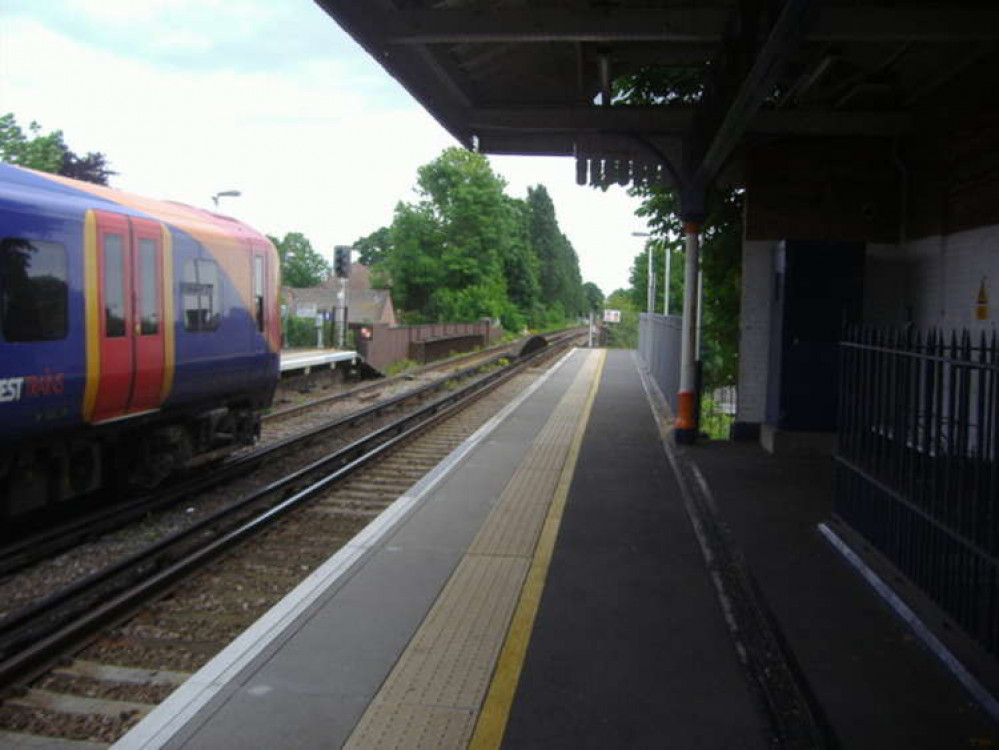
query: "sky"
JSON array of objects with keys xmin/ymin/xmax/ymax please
[{"xmin": 0, "ymin": 0, "xmax": 650, "ymax": 295}]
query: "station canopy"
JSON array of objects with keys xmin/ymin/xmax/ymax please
[{"xmin": 315, "ymin": 1, "xmax": 998, "ymax": 193}]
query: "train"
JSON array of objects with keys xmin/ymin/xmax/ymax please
[{"xmin": 0, "ymin": 163, "xmax": 281, "ymax": 519}]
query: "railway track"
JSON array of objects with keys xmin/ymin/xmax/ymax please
[
  {"xmin": 0, "ymin": 336, "xmax": 581, "ymax": 748},
  {"xmin": 0, "ymin": 330, "xmax": 580, "ymax": 579}
]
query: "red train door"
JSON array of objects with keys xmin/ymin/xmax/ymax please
[
  {"xmin": 130, "ymin": 218, "xmax": 165, "ymax": 411},
  {"xmin": 90, "ymin": 211, "xmax": 165, "ymax": 422},
  {"xmin": 91, "ymin": 212, "xmax": 134, "ymax": 422}
]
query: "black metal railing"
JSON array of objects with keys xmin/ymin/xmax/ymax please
[{"xmin": 834, "ymin": 327, "xmax": 999, "ymax": 656}]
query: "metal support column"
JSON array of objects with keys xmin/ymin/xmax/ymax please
[
  {"xmin": 646, "ymin": 243, "xmax": 655, "ymax": 312},
  {"xmin": 676, "ymin": 220, "xmax": 701, "ymax": 444},
  {"xmin": 663, "ymin": 248, "xmax": 672, "ymax": 315}
]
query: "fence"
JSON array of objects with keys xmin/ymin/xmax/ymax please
[
  {"xmin": 350, "ymin": 320, "xmax": 497, "ymax": 372},
  {"xmin": 834, "ymin": 327, "xmax": 999, "ymax": 656},
  {"xmin": 637, "ymin": 313, "xmax": 682, "ymax": 413}
]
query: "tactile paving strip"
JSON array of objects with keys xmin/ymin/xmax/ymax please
[{"xmin": 342, "ymin": 351, "xmax": 602, "ymax": 750}]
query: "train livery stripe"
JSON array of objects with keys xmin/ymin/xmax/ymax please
[
  {"xmin": 160, "ymin": 224, "xmax": 176, "ymax": 402},
  {"xmin": 82, "ymin": 210, "xmax": 101, "ymax": 421}
]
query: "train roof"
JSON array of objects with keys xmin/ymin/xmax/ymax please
[{"xmin": 0, "ymin": 163, "xmax": 272, "ymax": 250}]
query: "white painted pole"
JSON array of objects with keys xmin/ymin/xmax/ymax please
[
  {"xmin": 676, "ymin": 222, "xmax": 701, "ymax": 443},
  {"xmin": 646, "ymin": 243, "xmax": 654, "ymax": 312},
  {"xmin": 695, "ymin": 267, "xmax": 703, "ymax": 357},
  {"xmin": 663, "ymin": 248, "xmax": 672, "ymax": 315}
]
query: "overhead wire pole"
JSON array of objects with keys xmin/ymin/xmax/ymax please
[
  {"xmin": 646, "ymin": 243, "xmax": 655, "ymax": 312},
  {"xmin": 633, "ymin": 232, "xmax": 653, "ymax": 312},
  {"xmin": 663, "ymin": 246, "xmax": 672, "ymax": 315}
]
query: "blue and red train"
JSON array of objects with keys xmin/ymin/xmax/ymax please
[{"xmin": 0, "ymin": 164, "xmax": 281, "ymax": 519}]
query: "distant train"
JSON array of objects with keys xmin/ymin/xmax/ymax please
[{"xmin": 0, "ymin": 164, "xmax": 281, "ymax": 519}]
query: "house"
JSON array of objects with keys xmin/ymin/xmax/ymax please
[{"xmin": 281, "ymin": 263, "xmax": 396, "ymax": 326}]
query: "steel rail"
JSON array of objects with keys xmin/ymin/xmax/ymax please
[
  {"xmin": 0, "ymin": 352, "xmax": 510, "ymax": 576},
  {"xmin": 0, "ymin": 329, "xmax": 581, "ymax": 575},
  {"xmin": 0, "ymin": 336, "xmax": 581, "ymax": 690}
]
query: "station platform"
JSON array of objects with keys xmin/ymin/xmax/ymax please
[
  {"xmin": 115, "ymin": 349, "xmax": 997, "ymax": 749},
  {"xmin": 279, "ymin": 349, "xmax": 358, "ymax": 374}
]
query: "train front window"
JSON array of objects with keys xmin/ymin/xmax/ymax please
[
  {"xmin": 104, "ymin": 234, "xmax": 126, "ymax": 337},
  {"xmin": 0, "ymin": 237, "xmax": 68, "ymax": 342}
]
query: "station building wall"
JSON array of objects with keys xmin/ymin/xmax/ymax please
[{"xmin": 735, "ymin": 101, "xmax": 999, "ymax": 433}]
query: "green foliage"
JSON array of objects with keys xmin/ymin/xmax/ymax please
[
  {"xmin": 603, "ymin": 289, "xmax": 640, "ymax": 349},
  {"xmin": 371, "ymin": 148, "xmax": 591, "ymax": 331},
  {"xmin": 353, "ymin": 226, "xmax": 391, "ymax": 267},
  {"xmin": 613, "ymin": 66, "xmax": 704, "ymax": 107},
  {"xmin": 0, "ymin": 113, "xmax": 114, "ymax": 185},
  {"xmin": 628, "ymin": 235, "xmax": 685, "ymax": 315},
  {"xmin": 582, "ymin": 281, "xmax": 604, "ymax": 313},
  {"xmin": 527, "ymin": 185, "xmax": 586, "ymax": 319},
  {"xmin": 385, "ymin": 359, "xmax": 419, "ymax": 376},
  {"xmin": 268, "ymin": 232, "xmax": 331, "ymax": 288},
  {"xmin": 283, "ymin": 315, "xmax": 319, "ymax": 348},
  {"xmin": 700, "ymin": 395, "xmax": 735, "ymax": 441},
  {"xmin": 626, "ymin": 187, "xmax": 742, "ymax": 388}
]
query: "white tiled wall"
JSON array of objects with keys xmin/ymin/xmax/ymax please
[
  {"xmin": 737, "ymin": 240, "xmax": 775, "ymax": 424},
  {"xmin": 905, "ymin": 225, "xmax": 999, "ymax": 333},
  {"xmin": 736, "ymin": 224, "xmax": 998, "ymax": 425}
]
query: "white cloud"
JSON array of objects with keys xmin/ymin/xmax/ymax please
[
  {"xmin": 0, "ymin": 13, "xmax": 643, "ymax": 295},
  {"xmin": 60, "ymin": 0, "xmax": 226, "ymax": 25}
]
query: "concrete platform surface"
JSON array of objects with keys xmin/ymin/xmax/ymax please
[{"xmin": 279, "ymin": 349, "xmax": 357, "ymax": 372}]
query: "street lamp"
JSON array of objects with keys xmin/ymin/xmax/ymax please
[
  {"xmin": 632, "ymin": 232, "xmax": 654, "ymax": 312},
  {"xmin": 211, "ymin": 190, "xmax": 241, "ymax": 209}
]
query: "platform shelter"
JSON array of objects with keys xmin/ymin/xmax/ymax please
[{"xmin": 315, "ymin": 0, "xmax": 999, "ymax": 702}]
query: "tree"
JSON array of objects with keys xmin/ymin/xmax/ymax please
[
  {"xmin": 362, "ymin": 147, "xmax": 594, "ymax": 331},
  {"xmin": 582, "ymin": 282, "xmax": 604, "ymax": 313},
  {"xmin": 383, "ymin": 148, "xmax": 518, "ymax": 326},
  {"xmin": 526, "ymin": 185, "xmax": 586, "ymax": 321},
  {"xmin": 0, "ymin": 113, "xmax": 115, "ymax": 185},
  {"xmin": 603, "ymin": 288, "xmax": 640, "ymax": 349},
  {"xmin": 267, "ymin": 232, "xmax": 331, "ymax": 288},
  {"xmin": 353, "ymin": 226, "xmax": 391, "ymax": 267}
]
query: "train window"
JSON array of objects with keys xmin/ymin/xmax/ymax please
[
  {"xmin": 104, "ymin": 234, "xmax": 126, "ymax": 337},
  {"xmin": 181, "ymin": 258, "xmax": 221, "ymax": 332},
  {"xmin": 253, "ymin": 255, "xmax": 264, "ymax": 332},
  {"xmin": 0, "ymin": 238, "xmax": 68, "ymax": 342},
  {"xmin": 139, "ymin": 238, "xmax": 159, "ymax": 335}
]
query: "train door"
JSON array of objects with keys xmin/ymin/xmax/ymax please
[
  {"xmin": 90, "ymin": 211, "xmax": 165, "ymax": 422},
  {"xmin": 251, "ymin": 246, "xmax": 267, "ymax": 353},
  {"xmin": 91, "ymin": 212, "xmax": 134, "ymax": 421},
  {"xmin": 129, "ymin": 218, "xmax": 165, "ymax": 411}
]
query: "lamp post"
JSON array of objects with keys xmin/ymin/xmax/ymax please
[
  {"xmin": 211, "ymin": 190, "xmax": 241, "ymax": 209},
  {"xmin": 663, "ymin": 247, "xmax": 673, "ymax": 316},
  {"xmin": 632, "ymin": 232, "xmax": 654, "ymax": 312}
]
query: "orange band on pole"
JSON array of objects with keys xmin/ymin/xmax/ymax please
[
  {"xmin": 683, "ymin": 221, "xmax": 700, "ymax": 235},
  {"xmin": 676, "ymin": 391, "xmax": 696, "ymax": 431}
]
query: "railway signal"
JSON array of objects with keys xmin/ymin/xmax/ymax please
[{"xmin": 334, "ymin": 245, "xmax": 351, "ymax": 278}]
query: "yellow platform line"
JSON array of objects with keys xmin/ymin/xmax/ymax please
[
  {"xmin": 341, "ymin": 349, "xmax": 605, "ymax": 750},
  {"xmin": 469, "ymin": 348, "xmax": 606, "ymax": 750}
]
